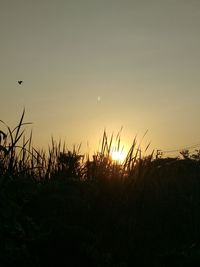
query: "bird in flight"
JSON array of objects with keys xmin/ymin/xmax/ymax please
[{"xmin": 18, "ymin": 80, "xmax": 23, "ymax": 85}]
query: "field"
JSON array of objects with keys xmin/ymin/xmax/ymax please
[{"xmin": 1, "ymin": 111, "xmax": 200, "ymax": 266}]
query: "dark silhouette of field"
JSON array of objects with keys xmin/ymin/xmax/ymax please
[{"xmin": 1, "ymin": 111, "xmax": 200, "ymax": 266}]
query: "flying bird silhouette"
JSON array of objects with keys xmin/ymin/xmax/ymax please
[{"xmin": 18, "ymin": 80, "xmax": 23, "ymax": 85}]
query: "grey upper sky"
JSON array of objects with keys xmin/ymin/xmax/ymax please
[{"xmin": 1, "ymin": 0, "xmax": 200, "ymax": 155}]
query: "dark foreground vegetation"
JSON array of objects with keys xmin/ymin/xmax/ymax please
[{"xmin": 1, "ymin": 111, "xmax": 200, "ymax": 266}]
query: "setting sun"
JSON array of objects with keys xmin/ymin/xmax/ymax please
[{"xmin": 111, "ymin": 150, "xmax": 126, "ymax": 162}]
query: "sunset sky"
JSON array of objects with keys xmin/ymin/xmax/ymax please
[{"xmin": 1, "ymin": 0, "xmax": 200, "ymax": 156}]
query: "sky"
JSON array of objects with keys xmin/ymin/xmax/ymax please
[{"xmin": 1, "ymin": 0, "xmax": 200, "ymax": 156}]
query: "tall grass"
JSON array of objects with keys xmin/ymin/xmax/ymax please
[
  {"xmin": 1, "ymin": 110, "xmax": 200, "ymax": 184},
  {"xmin": 1, "ymin": 111, "xmax": 200, "ymax": 266},
  {"xmin": 0, "ymin": 111, "xmax": 154, "ymax": 183}
]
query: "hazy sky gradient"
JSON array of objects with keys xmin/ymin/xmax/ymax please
[{"xmin": 1, "ymin": 0, "xmax": 200, "ymax": 155}]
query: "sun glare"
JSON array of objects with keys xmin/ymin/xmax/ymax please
[{"xmin": 111, "ymin": 150, "xmax": 126, "ymax": 162}]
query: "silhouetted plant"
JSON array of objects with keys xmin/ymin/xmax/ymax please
[
  {"xmin": 56, "ymin": 149, "xmax": 84, "ymax": 179},
  {"xmin": 180, "ymin": 149, "xmax": 190, "ymax": 160},
  {"xmin": 2, "ymin": 111, "xmax": 200, "ymax": 266}
]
